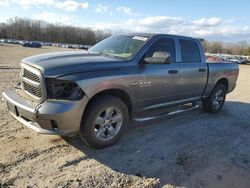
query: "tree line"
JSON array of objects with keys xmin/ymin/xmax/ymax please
[
  {"xmin": 0, "ymin": 17, "xmax": 249, "ymax": 55},
  {"xmin": 0, "ymin": 17, "xmax": 111, "ymax": 45},
  {"xmin": 202, "ymin": 40, "xmax": 250, "ymax": 56}
]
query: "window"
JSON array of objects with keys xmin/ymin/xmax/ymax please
[
  {"xmin": 145, "ymin": 38, "xmax": 176, "ymax": 63},
  {"xmin": 89, "ymin": 35, "xmax": 148, "ymax": 59},
  {"xmin": 179, "ymin": 39, "xmax": 201, "ymax": 62}
]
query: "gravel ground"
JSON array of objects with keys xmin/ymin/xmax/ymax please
[{"xmin": 0, "ymin": 44, "xmax": 250, "ymax": 188}]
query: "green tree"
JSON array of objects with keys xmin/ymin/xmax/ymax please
[
  {"xmin": 246, "ymin": 47, "xmax": 250, "ymax": 56},
  {"xmin": 209, "ymin": 42, "xmax": 223, "ymax": 54}
]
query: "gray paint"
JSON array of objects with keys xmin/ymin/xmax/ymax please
[{"xmin": 2, "ymin": 33, "xmax": 239, "ymax": 135}]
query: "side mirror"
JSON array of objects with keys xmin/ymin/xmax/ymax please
[{"xmin": 144, "ymin": 51, "xmax": 171, "ymax": 64}]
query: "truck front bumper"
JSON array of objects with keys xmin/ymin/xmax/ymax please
[{"xmin": 2, "ymin": 90, "xmax": 88, "ymax": 136}]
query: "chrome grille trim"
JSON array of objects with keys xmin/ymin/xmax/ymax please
[
  {"xmin": 23, "ymin": 68, "xmax": 40, "ymax": 83},
  {"xmin": 21, "ymin": 63, "xmax": 47, "ymax": 102},
  {"xmin": 23, "ymin": 82, "xmax": 42, "ymax": 98},
  {"xmin": 22, "ymin": 77, "xmax": 40, "ymax": 86}
]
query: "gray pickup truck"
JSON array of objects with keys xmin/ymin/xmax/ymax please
[{"xmin": 2, "ymin": 33, "xmax": 239, "ymax": 148}]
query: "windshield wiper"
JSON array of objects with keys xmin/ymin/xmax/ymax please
[
  {"xmin": 98, "ymin": 52, "xmax": 125, "ymax": 59},
  {"xmin": 88, "ymin": 51, "xmax": 126, "ymax": 59}
]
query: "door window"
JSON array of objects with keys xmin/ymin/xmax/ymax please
[
  {"xmin": 179, "ymin": 39, "xmax": 201, "ymax": 62},
  {"xmin": 145, "ymin": 38, "xmax": 176, "ymax": 63}
]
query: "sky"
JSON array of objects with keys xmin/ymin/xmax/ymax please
[{"xmin": 0, "ymin": 0, "xmax": 250, "ymax": 42}]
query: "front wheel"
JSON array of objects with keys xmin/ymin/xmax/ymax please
[
  {"xmin": 80, "ymin": 95, "xmax": 129, "ymax": 149},
  {"xmin": 202, "ymin": 83, "xmax": 226, "ymax": 114}
]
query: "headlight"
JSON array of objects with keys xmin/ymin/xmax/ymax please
[{"xmin": 46, "ymin": 79, "xmax": 84, "ymax": 100}]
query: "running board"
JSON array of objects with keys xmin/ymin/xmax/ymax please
[{"xmin": 134, "ymin": 104, "xmax": 200, "ymax": 122}]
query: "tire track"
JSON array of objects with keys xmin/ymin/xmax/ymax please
[{"xmin": 0, "ymin": 144, "xmax": 71, "ymax": 174}]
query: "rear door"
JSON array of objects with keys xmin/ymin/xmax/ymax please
[{"xmin": 177, "ymin": 39, "xmax": 207, "ymax": 100}]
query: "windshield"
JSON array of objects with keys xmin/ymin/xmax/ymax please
[{"xmin": 88, "ymin": 35, "xmax": 148, "ymax": 59}]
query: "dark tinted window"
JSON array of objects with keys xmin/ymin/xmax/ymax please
[
  {"xmin": 179, "ymin": 39, "xmax": 201, "ymax": 62},
  {"xmin": 145, "ymin": 38, "xmax": 176, "ymax": 63}
]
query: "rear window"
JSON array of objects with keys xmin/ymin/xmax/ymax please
[{"xmin": 179, "ymin": 39, "xmax": 201, "ymax": 62}]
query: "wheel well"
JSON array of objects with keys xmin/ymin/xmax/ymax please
[
  {"xmin": 217, "ymin": 78, "xmax": 228, "ymax": 92},
  {"xmin": 85, "ymin": 89, "xmax": 133, "ymax": 115}
]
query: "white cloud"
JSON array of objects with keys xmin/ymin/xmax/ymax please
[
  {"xmin": 138, "ymin": 16, "xmax": 183, "ymax": 27},
  {"xmin": 55, "ymin": 0, "xmax": 88, "ymax": 11},
  {"xmin": 193, "ymin": 17, "xmax": 221, "ymax": 26},
  {"xmin": 191, "ymin": 26, "xmax": 250, "ymax": 42},
  {"xmin": 193, "ymin": 29, "xmax": 215, "ymax": 36},
  {"xmin": 0, "ymin": 0, "xmax": 9, "ymax": 6},
  {"xmin": 33, "ymin": 11, "xmax": 73, "ymax": 24},
  {"xmin": 80, "ymin": 2, "xmax": 88, "ymax": 9},
  {"xmin": 11, "ymin": 0, "xmax": 54, "ymax": 9},
  {"xmin": 116, "ymin": 6, "xmax": 134, "ymax": 16},
  {"xmin": 9, "ymin": 0, "xmax": 88, "ymax": 11},
  {"xmin": 87, "ymin": 16, "xmax": 183, "ymax": 33},
  {"xmin": 95, "ymin": 4, "xmax": 109, "ymax": 14},
  {"xmin": 87, "ymin": 16, "xmax": 250, "ymax": 42}
]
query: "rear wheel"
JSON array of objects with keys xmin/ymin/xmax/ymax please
[
  {"xmin": 80, "ymin": 95, "xmax": 128, "ymax": 149},
  {"xmin": 202, "ymin": 83, "xmax": 226, "ymax": 114}
]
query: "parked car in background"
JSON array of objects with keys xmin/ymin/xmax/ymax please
[
  {"xmin": 78, "ymin": 45, "xmax": 89, "ymax": 50},
  {"xmin": 18, "ymin": 40, "xmax": 26, "ymax": 45},
  {"xmin": 0, "ymin": 39, "xmax": 6, "ymax": 43},
  {"xmin": 228, "ymin": 57, "xmax": 246, "ymax": 64},
  {"xmin": 67, "ymin": 44, "xmax": 74, "ymax": 49},
  {"xmin": 42, "ymin": 42, "xmax": 52, "ymax": 46},
  {"xmin": 206, "ymin": 54, "xmax": 224, "ymax": 62},
  {"xmin": 22, "ymin": 41, "xmax": 42, "ymax": 48},
  {"xmin": 246, "ymin": 57, "xmax": 250, "ymax": 64},
  {"xmin": 6, "ymin": 39, "xmax": 14, "ymax": 44}
]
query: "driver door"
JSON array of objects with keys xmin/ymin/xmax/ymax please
[{"xmin": 135, "ymin": 38, "xmax": 180, "ymax": 112}]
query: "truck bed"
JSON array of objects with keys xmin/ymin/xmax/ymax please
[{"xmin": 203, "ymin": 62, "xmax": 239, "ymax": 97}]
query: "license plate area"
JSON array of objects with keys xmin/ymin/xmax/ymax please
[{"xmin": 7, "ymin": 102, "xmax": 19, "ymax": 116}]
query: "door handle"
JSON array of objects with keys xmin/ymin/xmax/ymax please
[
  {"xmin": 168, "ymin": 70, "xmax": 178, "ymax": 74},
  {"xmin": 198, "ymin": 68, "xmax": 206, "ymax": 72}
]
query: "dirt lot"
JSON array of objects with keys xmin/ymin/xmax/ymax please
[{"xmin": 0, "ymin": 44, "xmax": 250, "ymax": 188}]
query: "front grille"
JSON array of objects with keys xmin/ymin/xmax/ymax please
[
  {"xmin": 23, "ymin": 82, "xmax": 42, "ymax": 98},
  {"xmin": 23, "ymin": 68, "xmax": 40, "ymax": 83},
  {"xmin": 21, "ymin": 64, "xmax": 45, "ymax": 101}
]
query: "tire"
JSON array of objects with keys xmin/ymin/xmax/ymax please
[
  {"xmin": 202, "ymin": 83, "xmax": 226, "ymax": 114},
  {"xmin": 80, "ymin": 95, "xmax": 129, "ymax": 149}
]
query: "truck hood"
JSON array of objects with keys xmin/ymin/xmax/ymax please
[{"xmin": 22, "ymin": 51, "xmax": 123, "ymax": 77}]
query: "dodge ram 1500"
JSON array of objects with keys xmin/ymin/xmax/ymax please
[{"xmin": 2, "ymin": 33, "xmax": 239, "ymax": 148}]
